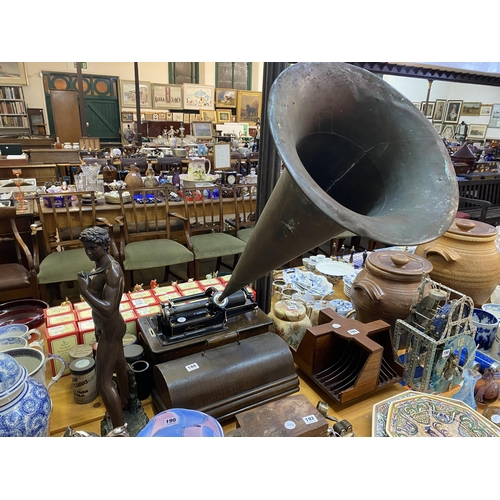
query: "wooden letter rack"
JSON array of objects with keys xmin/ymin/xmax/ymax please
[{"xmin": 293, "ymin": 308, "xmax": 403, "ymax": 405}]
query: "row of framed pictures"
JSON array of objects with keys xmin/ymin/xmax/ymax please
[
  {"xmin": 433, "ymin": 122, "xmax": 489, "ymax": 141},
  {"xmin": 120, "ymin": 81, "xmax": 262, "ymax": 125},
  {"xmin": 121, "ymin": 110, "xmax": 234, "ymax": 124},
  {"xmin": 414, "ymin": 100, "xmax": 500, "ymax": 128}
]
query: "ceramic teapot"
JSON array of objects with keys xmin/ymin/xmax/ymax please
[
  {"xmin": 0, "ymin": 352, "xmax": 52, "ymax": 437},
  {"xmin": 415, "ymin": 218, "xmax": 500, "ymax": 307},
  {"xmin": 187, "ymin": 157, "xmax": 211, "ymax": 181}
]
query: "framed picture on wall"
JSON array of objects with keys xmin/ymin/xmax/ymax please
[
  {"xmin": 433, "ymin": 100, "xmax": 447, "ymax": 122},
  {"xmin": 443, "ymin": 100, "xmax": 462, "ymax": 123},
  {"xmin": 199, "ymin": 109, "xmax": 216, "ymax": 122},
  {"xmin": 480, "ymin": 104, "xmax": 493, "ymax": 116},
  {"xmin": 183, "ymin": 83, "xmax": 215, "ymax": 110},
  {"xmin": 441, "ymin": 124, "xmax": 456, "ymax": 139},
  {"xmin": 120, "ymin": 80, "xmax": 151, "ymax": 108},
  {"xmin": 461, "ymin": 102, "xmax": 481, "ymax": 116},
  {"xmin": 489, "ymin": 104, "xmax": 500, "ymax": 128},
  {"xmin": 237, "ymin": 91, "xmax": 262, "ymax": 125},
  {"xmin": 215, "ymin": 88, "xmax": 237, "ymax": 108},
  {"xmin": 421, "ymin": 101, "xmax": 434, "ymax": 118},
  {"xmin": 433, "ymin": 123, "xmax": 443, "ymax": 134},
  {"xmin": 191, "ymin": 121, "xmax": 213, "ymax": 141},
  {"xmin": 412, "ymin": 102, "xmax": 422, "ymax": 110},
  {"xmin": 151, "ymin": 83, "xmax": 183, "ymax": 109},
  {"xmin": 467, "ymin": 124, "xmax": 488, "ymax": 140},
  {"xmin": 121, "ymin": 112, "xmax": 133, "ymax": 122},
  {"xmin": 0, "ymin": 62, "xmax": 28, "ymax": 85},
  {"xmin": 216, "ymin": 109, "xmax": 232, "ymax": 123}
]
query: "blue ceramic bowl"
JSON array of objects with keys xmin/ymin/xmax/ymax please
[
  {"xmin": 0, "ymin": 324, "xmax": 29, "ymax": 340},
  {"xmin": 482, "ymin": 303, "xmax": 500, "ymax": 320},
  {"xmin": 137, "ymin": 408, "xmax": 223, "ymax": 437},
  {"xmin": 472, "ymin": 308, "xmax": 499, "ymax": 351}
]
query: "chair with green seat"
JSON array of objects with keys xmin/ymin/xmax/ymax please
[
  {"xmin": 227, "ymin": 183, "xmax": 257, "ymax": 244},
  {"xmin": 183, "ymin": 185, "xmax": 247, "ymax": 280},
  {"xmin": 33, "ymin": 191, "xmax": 116, "ymax": 302},
  {"xmin": 115, "ymin": 187, "xmax": 194, "ymax": 291}
]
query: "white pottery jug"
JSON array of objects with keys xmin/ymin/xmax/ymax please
[{"xmin": 187, "ymin": 157, "xmax": 211, "ymax": 181}]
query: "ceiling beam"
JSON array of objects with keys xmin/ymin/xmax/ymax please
[{"xmin": 346, "ymin": 62, "xmax": 500, "ymax": 87}]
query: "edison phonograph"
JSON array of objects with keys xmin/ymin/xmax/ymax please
[{"xmin": 393, "ymin": 275, "xmax": 477, "ymax": 394}]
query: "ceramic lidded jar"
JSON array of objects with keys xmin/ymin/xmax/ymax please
[
  {"xmin": 415, "ymin": 218, "xmax": 500, "ymax": 307},
  {"xmin": 350, "ymin": 250, "xmax": 433, "ymax": 331},
  {"xmin": 268, "ymin": 299, "xmax": 312, "ymax": 351},
  {"xmin": 0, "ymin": 352, "xmax": 52, "ymax": 437}
]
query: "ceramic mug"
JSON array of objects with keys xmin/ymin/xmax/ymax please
[
  {"xmin": 4, "ymin": 347, "xmax": 66, "ymax": 391},
  {"xmin": 0, "ymin": 324, "xmax": 44, "ymax": 349},
  {"xmin": 187, "ymin": 157, "xmax": 211, "ymax": 181},
  {"xmin": 473, "ymin": 308, "xmax": 499, "ymax": 351},
  {"xmin": 0, "ymin": 336, "xmax": 28, "ymax": 352}
]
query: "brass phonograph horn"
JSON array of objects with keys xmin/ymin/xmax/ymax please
[{"xmin": 218, "ymin": 62, "xmax": 458, "ymax": 302}]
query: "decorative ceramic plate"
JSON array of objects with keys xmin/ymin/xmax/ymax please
[
  {"xmin": 372, "ymin": 391, "xmax": 420, "ymax": 437},
  {"xmin": 315, "ymin": 260, "xmax": 355, "ymax": 277},
  {"xmin": 281, "ymin": 268, "xmax": 333, "ymax": 298},
  {"xmin": 385, "ymin": 394, "xmax": 500, "ymax": 437}
]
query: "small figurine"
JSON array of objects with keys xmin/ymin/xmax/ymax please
[
  {"xmin": 331, "ymin": 242, "xmax": 336, "ymax": 260},
  {"xmin": 349, "ymin": 246, "xmax": 355, "ymax": 264},
  {"xmin": 150, "ymin": 279, "xmax": 158, "ymax": 289},
  {"xmin": 133, "ymin": 283, "xmax": 144, "ymax": 292}
]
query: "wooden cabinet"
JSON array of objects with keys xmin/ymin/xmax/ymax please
[
  {"xmin": 0, "ymin": 85, "xmax": 29, "ymax": 135},
  {"xmin": 28, "ymin": 108, "xmax": 47, "ymax": 136}
]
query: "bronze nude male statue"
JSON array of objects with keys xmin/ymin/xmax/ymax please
[{"xmin": 77, "ymin": 226, "xmax": 130, "ymax": 429}]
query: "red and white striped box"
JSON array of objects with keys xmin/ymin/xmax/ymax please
[
  {"xmin": 73, "ymin": 301, "xmax": 91, "ymax": 313},
  {"xmin": 198, "ymin": 278, "xmax": 222, "ymax": 290},
  {"xmin": 152, "ymin": 285, "xmax": 177, "ymax": 296},
  {"xmin": 45, "ymin": 312, "xmax": 78, "ymax": 328},
  {"xmin": 76, "ymin": 308, "xmax": 93, "ymax": 322},
  {"xmin": 179, "ymin": 287, "xmax": 204, "ymax": 297},
  {"xmin": 45, "ymin": 322, "xmax": 79, "ymax": 376},
  {"xmin": 217, "ymin": 275, "xmax": 232, "ymax": 285},
  {"xmin": 78, "ymin": 309, "xmax": 138, "ymax": 345},
  {"xmin": 127, "ymin": 289, "xmax": 153, "ymax": 302},
  {"xmin": 156, "ymin": 291, "xmax": 183, "ymax": 302},
  {"xmin": 43, "ymin": 303, "xmax": 74, "ymax": 319},
  {"xmin": 129, "ymin": 295, "xmax": 159, "ymax": 310},
  {"xmin": 135, "ymin": 304, "xmax": 162, "ymax": 319},
  {"xmin": 119, "ymin": 301, "xmax": 133, "ymax": 312}
]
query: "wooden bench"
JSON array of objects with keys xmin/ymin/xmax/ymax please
[{"xmin": 458, "ymin": 177, "xmax": 500, "ymax": 225}]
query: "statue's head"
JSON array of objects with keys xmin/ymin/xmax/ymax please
[{"xmin": 79, "ymin": 226, "xmax": 110, "ymax": 253}]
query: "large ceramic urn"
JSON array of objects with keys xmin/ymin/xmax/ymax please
[
  {"xmin": 350, "ymin": 250, "xmax": 433, "ymax": 331},
  {"xmin": 415, "ymin": 218, "xmax": 500, "ymax": 307}
]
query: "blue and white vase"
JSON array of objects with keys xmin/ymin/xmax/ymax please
[{"xmin": 0, "ymin": 352, "xmax": 52, "ymax": 437}]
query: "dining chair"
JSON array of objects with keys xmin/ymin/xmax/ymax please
[
  {"xmin": 115, "ymin": 187, "xmax": 194, "ymax": 291},
  {"xmin": 226, "ymin": 183, "xmax": 257, "ymax": 244},
  {"xmin": 0, "ymin": 206, "xmax": 40, "ymax": 301},
  {"xmin": 33, "ymin": 191, "xmax": 116, "ymax": 302},
  {"xmin": 183, "ymin": 186, "xmax": 247, "ymax": 280},
  {"xmin": 120, "ymin": 157, "xmax": 148, "ymax": 173}
]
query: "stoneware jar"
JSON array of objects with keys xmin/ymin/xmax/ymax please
[
  {"xmin": 124, "ymin": 164, "xmax": 144, "ymax": 189},
  {"xmin": 350, "ymin": 250, "xmax": 433, "ymax": 331},
  {"xmin": 0, "ymin": 352, "xmax": 52, "ymax": 437},
  {"xmin": 415, "ymin": 218, "xmax": 500, "ymax": 307}
]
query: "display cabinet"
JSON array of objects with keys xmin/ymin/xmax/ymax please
[{"xmin": 28, "ymin": 108, "xmax": 47, "ymax": 136}]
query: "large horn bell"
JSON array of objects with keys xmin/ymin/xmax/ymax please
[{"xmin": 220, "ymin": 62, "xmax": 458, "ymax": 300}]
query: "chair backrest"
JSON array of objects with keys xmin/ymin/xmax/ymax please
[
  {"xmin": 0, "ymin": 206, "xmax": 34, "ymax": 269},
  {"xmin": 157, "ymin": 156, "xmax": 183, "ymax": 172},
  {"xmin": 232, "ymin": 184, "xmax": 257, "ymax": 231},
  {"xmin": 183, "ymin": 186, "xmax": 225, "ymax": 236},
  {"xmin": 230, "ymin": 152, "xmax": 242, "ymax": 174},
  {"xmin": 35, "ymin": 191, "xmax": 98, "ymax": 255},
  {"xmin": 117, "ymin": 187, "xmax": 186, "ymax": 245},
  {"xmin": 120, "ymin": 157, "xmax": 148, "ymax": 172}
]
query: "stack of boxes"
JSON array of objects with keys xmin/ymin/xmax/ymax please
[{"xmin": 44, "ymin": 276, "xmax": 233, "ymax": 377}]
